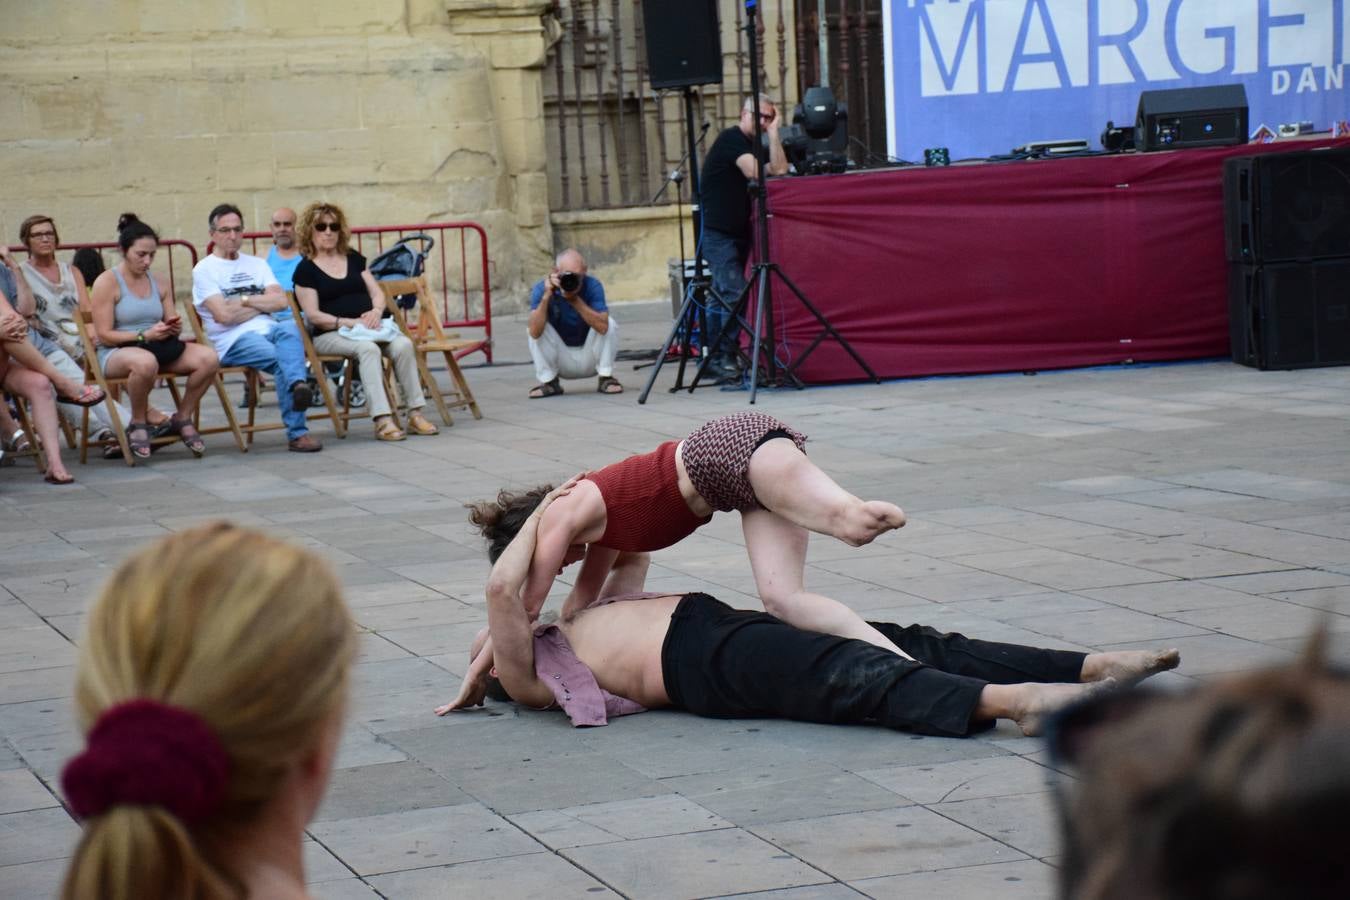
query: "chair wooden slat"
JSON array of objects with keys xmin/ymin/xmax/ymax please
[
  {"xmin": 74, "ymin": 309, "xmax": 194, "ymax": 464},
  {"xmin": 380, "ymin": 276, "xmax": 482, "ymax": 426}
]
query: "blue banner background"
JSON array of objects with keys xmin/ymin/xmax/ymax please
[{"xmin": 885, "ymin": 0, "xmax": 1348, "ymax": 160}]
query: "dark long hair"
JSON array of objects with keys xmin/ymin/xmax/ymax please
[
  {"xmin": 466, "ymin": 485, "xmax": 553, "ymax": 563},
  {"xmin": 116, "ymin": 213, "xmax": 158, "ymax": 252}
]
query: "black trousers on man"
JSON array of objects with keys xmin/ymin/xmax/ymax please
[{"xmin": 659, "ymin": 593, "xmax": 1086, "ymax": 737}]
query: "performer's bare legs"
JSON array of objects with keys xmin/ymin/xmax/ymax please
[
  {"xmin": 978, "ymin": 681, "xmax": 1111, "ymax": 736},
  {"xmin": 747, "ymin": 437, "xmax": 906, "ymax": 547},
  {"xmin": 739, "ymin": 507, "xmax": 913, "ymax": 655},
  {"xmin": 1081, "ymin": 648, "xmax": 1181, "ymax": 683},
  {"xmin": 983, "ymin": 649, "xmax": 1180, "ymax": 735}
]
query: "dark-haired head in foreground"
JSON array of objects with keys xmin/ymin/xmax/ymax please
[{"xmin": 1048, "ymin": 633, "xmax": 1349, "ymax": 900}]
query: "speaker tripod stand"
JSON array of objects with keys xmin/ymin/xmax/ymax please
[
  {"xmin": 686, "ymin": 0, "xmax": 878, "ymax": 402},
  {"xmin": 638, "ymin": 86, "xmax": 751, "ymax": 403}
]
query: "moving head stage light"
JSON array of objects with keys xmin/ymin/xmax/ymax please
[{"xmin": 781, "ymin": 86, "xmax": 849, "ymax": 175}]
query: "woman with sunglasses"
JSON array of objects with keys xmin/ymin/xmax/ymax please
[{"xmin": 292, "ymin": 201, "xmax": 438, "ymax": 442}]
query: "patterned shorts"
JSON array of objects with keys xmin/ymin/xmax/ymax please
[{"xmin": 681, "ymin": 412, "xmax": 808, "ymax": 513}]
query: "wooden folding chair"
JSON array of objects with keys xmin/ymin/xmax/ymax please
[
  {"xmin": 180, "ymin": 302, "xmax": 281, "ymax": 451},
  {"xmin": 284, "ymin": 292, "xmax": 390, "ymax": 438},
  {"xmin": 2, "ymin": 391, "xmax": 46, "ymax": 471},
  {"xmin": 72, "ymin": 309, "xmax": 199, "ymax": 465},
  {"xmin": 381, "ymin": 276, "xmax": 483, "ymax": 426}
]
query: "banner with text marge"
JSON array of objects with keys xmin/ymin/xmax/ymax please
[{"xmin": 884, "ymin": 0, "xmax": 1348, "ymax": 161}]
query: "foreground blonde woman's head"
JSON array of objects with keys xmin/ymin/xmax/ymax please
[{"xmin": 61, "ymin": 523, "xmax": 357, "ymax": 900}]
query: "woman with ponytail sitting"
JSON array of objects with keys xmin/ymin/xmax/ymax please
[
  {"xmin": 60, "ymin": 523, "xmax": 357, "ymax": 900},
  {"xmin": 89, "ymin": 213, "xmax": 220, "ymax": 459}
]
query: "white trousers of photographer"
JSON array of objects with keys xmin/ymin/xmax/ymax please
[{"xmin": 527, "ymin": 316, "xmax": 619, "ymax": 383}]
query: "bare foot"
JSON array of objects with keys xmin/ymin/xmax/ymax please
[
  {"xmin": 44, "ymin": 467, "xmax": 75, "ymax": 485},
  {"xmin": 839, "ymin": 500, "xmax": 907, "ymax": 546},
  {"xmin": 1080, "ymin": 648, "xmax": 1180, "ymax": 684},
  {"xmin": 1011, "ymin": 679, "xmax": 1115, "ymax": 737}
]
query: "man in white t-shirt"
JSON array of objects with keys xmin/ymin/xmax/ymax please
[{"xmin": 192, "ymin": 203, "xmax": 321, "ymax": 452}]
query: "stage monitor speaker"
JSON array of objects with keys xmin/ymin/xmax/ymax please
[
  {"xmin": 1223, "ymin": 147, "xmax": 1350, "ymax": 264},
  {"xmin": 1136, "ymin": 84, "xmax": 1247, "ymax": 151},
  {"xmin": 641, "ymin": 0, "xmax": 723, "ymax": 90},
  {"xmin": 1229, "ymin": 260, "xmax": 1350, "ymax": 370}
]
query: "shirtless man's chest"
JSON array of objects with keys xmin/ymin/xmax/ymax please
[{"xmin": 560, "ymin": 596, "xmax": 682, "ymax": 707}]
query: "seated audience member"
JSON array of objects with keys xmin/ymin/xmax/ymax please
[
  {"xmin": 527, "ymin": 248, "xmax": 621, "ymax": 398},
  {"xmin": 265, "ymin": 206, "xmax": 299, "ymax": 330},
  {"xmin": 1, "ymin": 328, "xmax": 75, "ymax": 483},
  {"xmin": 15, "ymin": 215, "xmax": 145, "ymax": 452},
  {"xmin": 292, "ymin": 201, "xmax": 438, "ymax": 441},
  {"xmin": 441, "ymin": 481, "xmax": 1180, "ymax": 735},
  {"xmin": 60, "ymin": 523, "xmax": 357, "ymax": 900},
  {"xmin": 192, "ymin": 203, "xmax": 321, "ymax": 453},
  {"xmin": 265, "ymin": 206, "xmax": 301, "ymax": 293},
  {"xmin": 69, "ymin": 247, "xmax": 106, "ymax": 292},
  {"xmin": 90, "ymin": 214, "xmax": 220, "ymax": 460},
  {"xmin": 1, "ymin": 245, "xmax": 103, "ymax": 405},
  {"xmin": 2, "ymin": 271, "xmax": 103, "ymax": 484},
  {"xmin": 1047, "ymin": 637, "xmax": 1349, "ymax": 900},
  {"xmin": 271, "ymin": 206, "xmax": 365, "ymax": 410}
]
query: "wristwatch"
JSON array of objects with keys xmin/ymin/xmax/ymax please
[{"xmin": 136, "ymin": 329, "xmax": 146, "ymax": 345}]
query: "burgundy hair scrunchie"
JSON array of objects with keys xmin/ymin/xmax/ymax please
[{"xmin": 61, "ymin": 699, "xmax": 231, "ymax": 824}]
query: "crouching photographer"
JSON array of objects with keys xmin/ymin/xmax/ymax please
[{"xmin": 526, "ymin": 248, "xmax": 622, "ymax": 398}]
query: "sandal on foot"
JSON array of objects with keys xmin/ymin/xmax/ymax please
[
  {"xmin": 57, "ymin": 384, "xmax": 106, "ymax": 407},
  {"xmin": 168, "ymin": 416, "xmax": 206, "ymax": 457},
  {"xmin": 597, "ymin": 375, "xmax": 623, "ymax": 394},
  {"xmin": 44, "ymin": 470, "xmax": 76, "ymax": 485},
  {"xmin": 528, "ymin": 378, "xmax": 563, "ymax": 399},
  {"xmin": 405, "ymin": 411, "xmax": 439, "ymax": 436},
  {"xmin": 3, "ymin": 429, "xmax": 31, "ymax": 454},
  {"xmin": 125, "ymin": 422, "xmax": 153, "ymax": 460},
  {"xmin": 375, "ymin": 418, "xmax": 406, "ymax": 442}
]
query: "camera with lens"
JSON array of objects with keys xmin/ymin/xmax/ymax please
[{"xmin": 557, "ymin": 271, "xmax": 582, "ymax": 293}]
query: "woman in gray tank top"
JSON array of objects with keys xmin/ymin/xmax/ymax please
[{"xmin": 89, "ymin": 214, "xmax": 220, "ymax": 460}]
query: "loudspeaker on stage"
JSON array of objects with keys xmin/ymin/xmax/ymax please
[
  {"xmin": 1224, "ymin": 147, "xmax": 1350, "ymax": 265},
  {"xmin": 641, "ymin": 0, "xmax": 723, "ymax": 90},
  {"xmin": 1228, "ymin": 260, "xmax": 1350, "ymax": 370}
]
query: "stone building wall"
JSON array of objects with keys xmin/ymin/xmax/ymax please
[{"xmin": 0, "ymin": 0, "xmax": 557, "ymax": 306}]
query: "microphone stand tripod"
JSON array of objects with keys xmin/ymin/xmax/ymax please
[
  {"xmin": 638, "ymin": 86, "xmax": 748, "ymax": 403},
  {"xmin": 632, "ymin": 166, "xmax": 689, "ymax": 375},
  {"xmin": 689, "ymin": 0, "xmax": 878, "ymax": 403}
]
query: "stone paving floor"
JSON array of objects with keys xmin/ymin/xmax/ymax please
[{"xmin": 2, "ymin": 301, "xmax": 1349, "ymax": 898}]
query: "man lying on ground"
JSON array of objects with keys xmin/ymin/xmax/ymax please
[{"xmin": 438, "ymin": 481, "xmax": 1180, "ymax": 737}]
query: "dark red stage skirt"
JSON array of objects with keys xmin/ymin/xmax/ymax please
[{"xmin": 755, "ymin": 138, "xmax": 1349, "ymax": 382}]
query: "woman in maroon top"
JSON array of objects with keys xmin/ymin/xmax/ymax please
[
  {"xmin": 467, "ymin": 412, "xmax": 908, "ymax": 659},
  {"xmin": 291, "ymin": 202, "xmax": 438, "ymax": 442}
]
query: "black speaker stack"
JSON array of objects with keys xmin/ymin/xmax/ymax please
[
  {"xmin": 1223, "ymin": 147, "xmax": 1350, "ymax": 370},
  {"xmin": 641, "ymin": 0, "xmax": 723, "ymax": 90}
]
